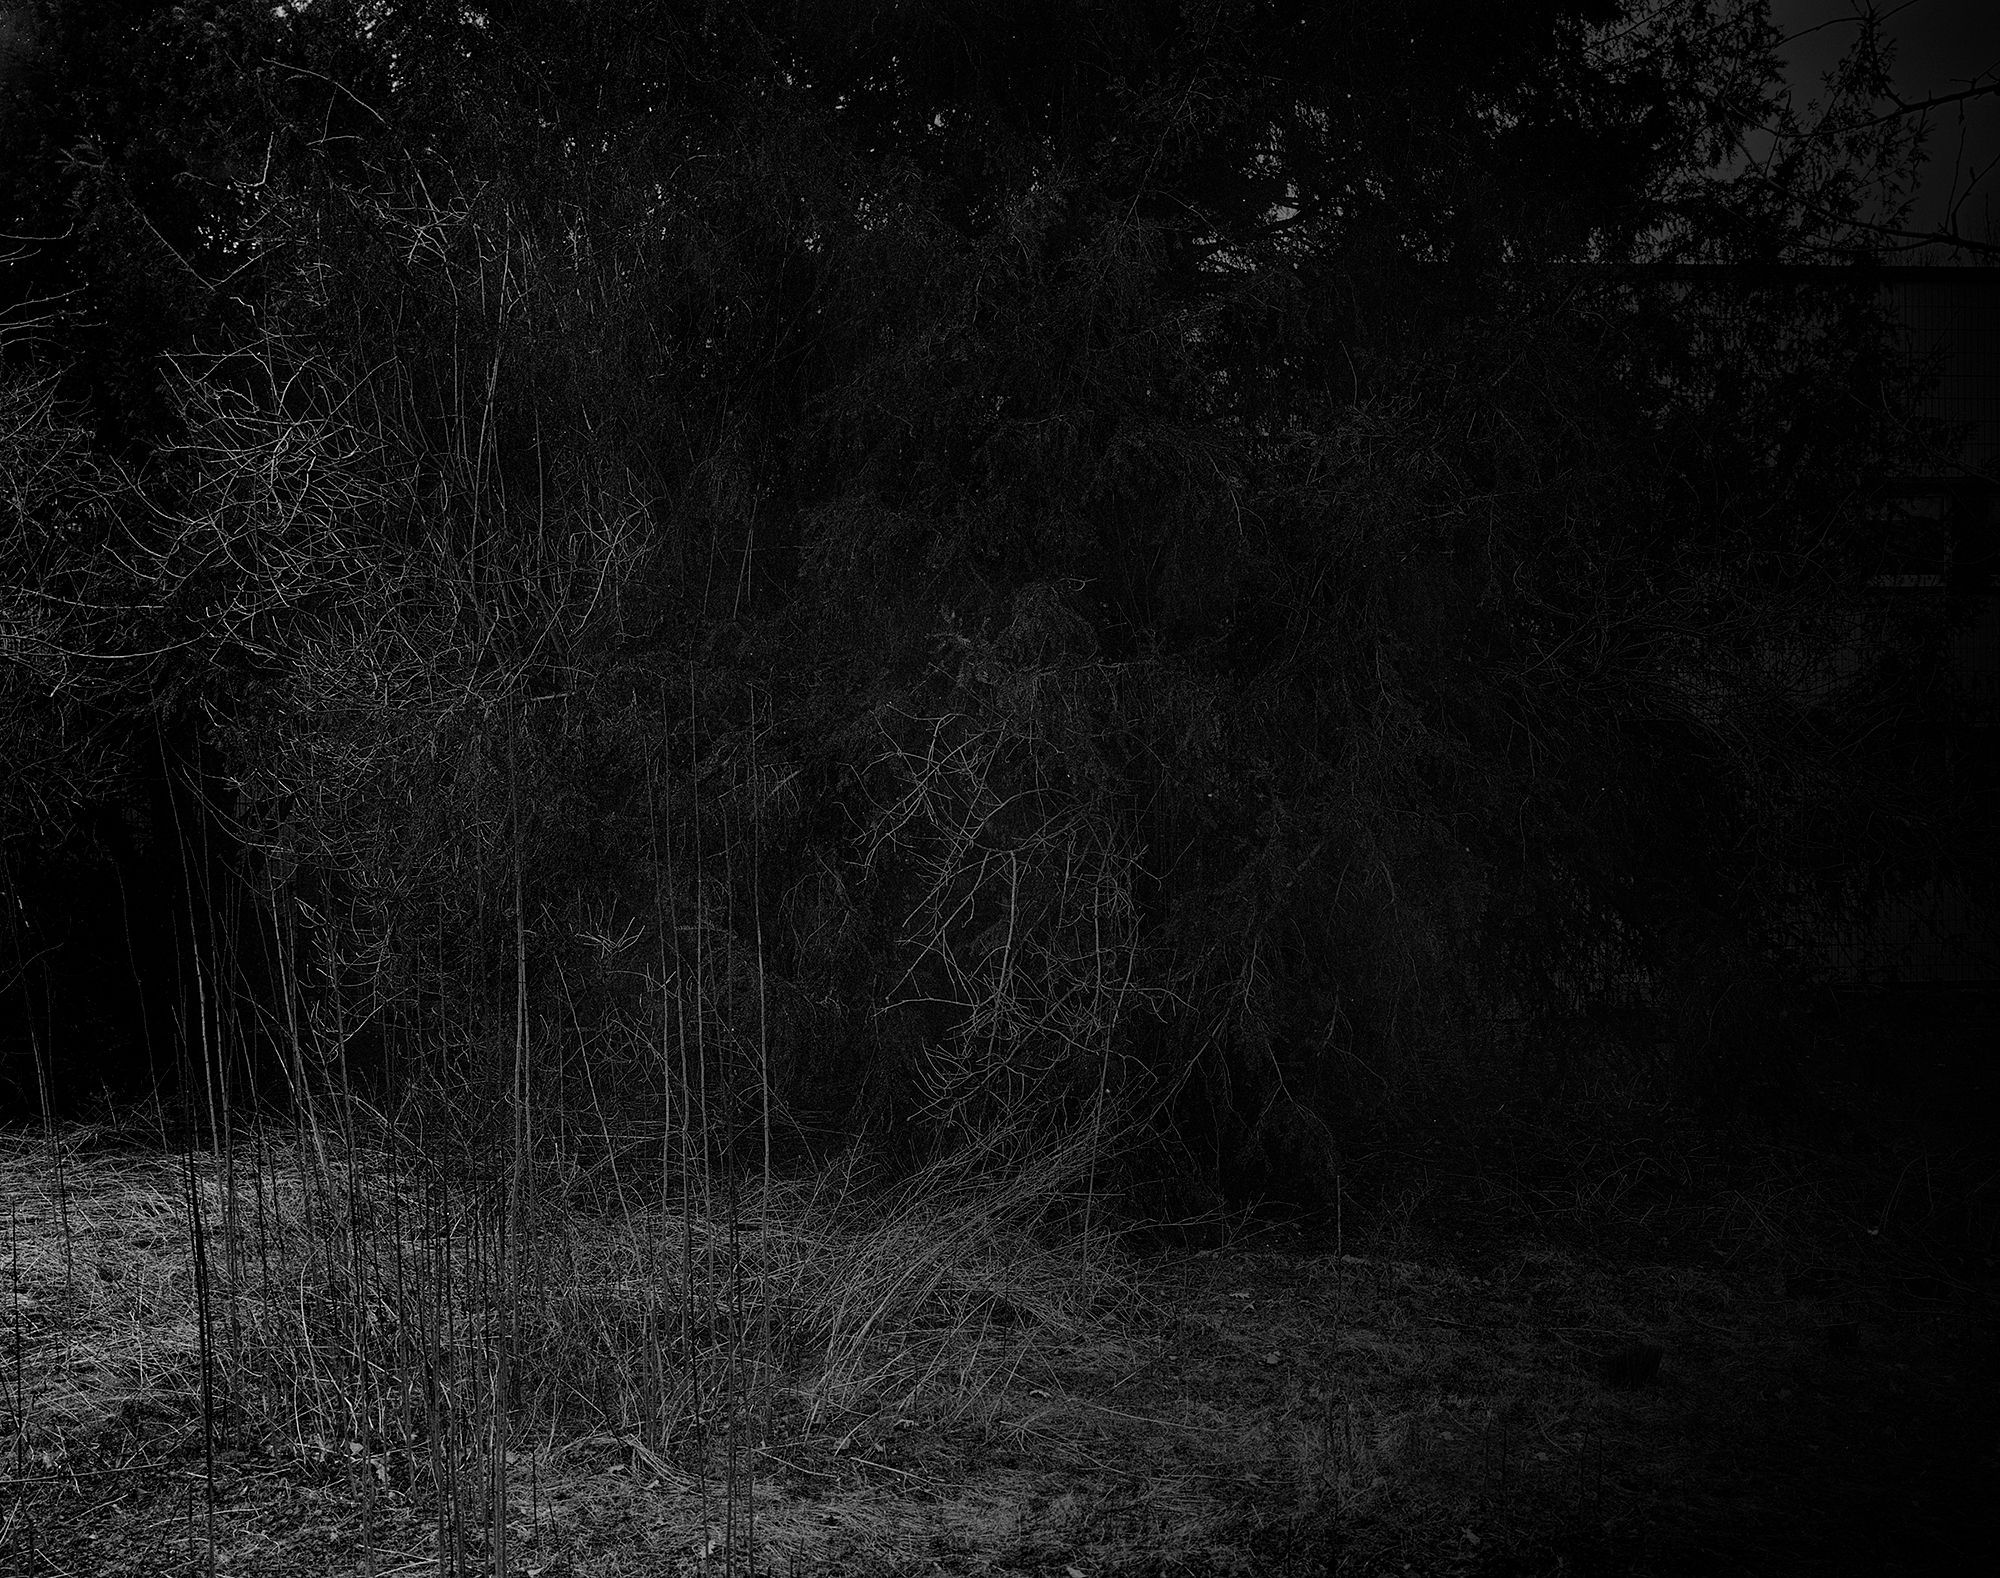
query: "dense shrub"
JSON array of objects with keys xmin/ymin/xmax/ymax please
[{"xmin": 2, "ymin": 1, "xmax": 1968, "ymax": 1191}]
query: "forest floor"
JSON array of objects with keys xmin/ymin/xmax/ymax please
[{"xmin": 4, "ymin": 1008, "xmax": 1996, "ymax": 1576}]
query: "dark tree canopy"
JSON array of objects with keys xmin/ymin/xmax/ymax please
[{"xmin": 1, "ymin": 1, "xmax": 1968, "ymax": 1187}]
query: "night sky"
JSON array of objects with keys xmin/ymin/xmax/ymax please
[{"xmin": 1770, "ymin": 0, "xmax": 2000, "ymax": 242}]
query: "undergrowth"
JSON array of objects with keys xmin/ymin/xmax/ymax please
[{"xmin": 2, "ymin": 1097, "xmax": 1156, "ymax": 1574}]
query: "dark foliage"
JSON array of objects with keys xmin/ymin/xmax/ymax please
[{"xmin": 0, "ymin": 1, "xmax": 1974, "ymax": 1191}]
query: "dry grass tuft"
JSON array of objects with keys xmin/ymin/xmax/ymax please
[{"xmin": 0, "ymin": 1109, "xmax": 1150, "ymax": 1573}]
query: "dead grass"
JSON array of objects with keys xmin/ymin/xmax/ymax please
[
  {"xmin": 3, "ymin": 1118, "xmax": 1995, "ymax": 1577},
  {"xmin": 0, "ymin": 1115, "xmax": 1158, "ymax": 1575}
]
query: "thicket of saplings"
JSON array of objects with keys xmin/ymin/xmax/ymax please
[{"xmin": 2, "ymin": 2, "xmax": 1977, "ymax": 1566}]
